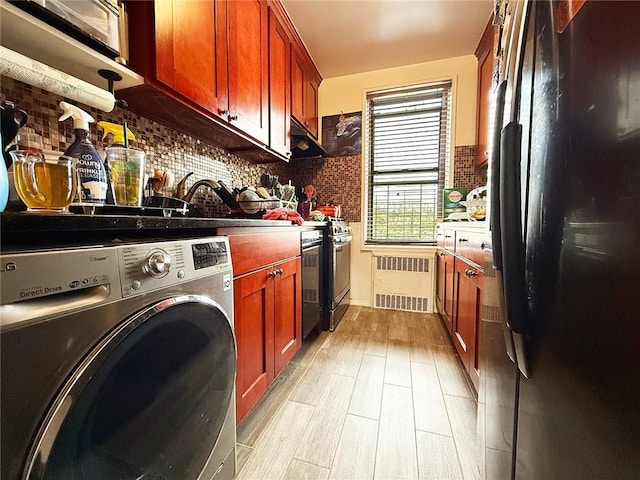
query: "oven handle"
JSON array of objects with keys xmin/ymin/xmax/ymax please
[
  {"xmin": 331, "ymin": 235, "xmax": 353, "ymax": 246},
  {"xmin": 301, "ymin": 240, "xmax": 323, "ymax": 250}
]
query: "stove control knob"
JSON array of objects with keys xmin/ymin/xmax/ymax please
[{"xmin": 143, "ymin": 249, "xmax": 172, "ymax": 278}]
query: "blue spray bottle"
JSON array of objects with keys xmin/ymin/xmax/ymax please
[{"xmin": 59, "ymin": 102, "xmax": 107, "ymax": 207}]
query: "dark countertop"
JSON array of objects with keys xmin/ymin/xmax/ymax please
[
  {"xmin": 0, "ymin": 212, "xmax": 293, "ymax": 232},
  {"xmin": 0, "ymin": 212, "xmax": 328, "ymax": 252}
]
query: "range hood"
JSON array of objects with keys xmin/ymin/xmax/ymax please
[{"xmin": 290, "ymin": 117, "xmax": 327, "ymax": 159}]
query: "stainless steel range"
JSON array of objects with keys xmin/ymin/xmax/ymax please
[{"xmin": 325, "ymin": 218, "xmax": 352, "ymax": 331}]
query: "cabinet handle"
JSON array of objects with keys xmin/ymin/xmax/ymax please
[
  {"xmin": 445, "ymin": 235, "xmax": 452, "ymax": 239},
  {"xmin": 276, "ymin": 268, "xmax": 284, "ymax": 275},
  {"xmin": 220, "ymin": 109, "xmax": 229, "ymax": 116},
  {"xmin": 458, "ymin": 238, "xmax": 468, "ymax": 243},
  {"xmin": 268, "ymin": 270, "xmax": 277, "ymax": 277},
  {"xmin": 465, "ymin": 269, "xmax": 477, "ymax": 277},
  {"xmin": 229, "ymin": 114, "xmax": 238, "ymax": 121}
]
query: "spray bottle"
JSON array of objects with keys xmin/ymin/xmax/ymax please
[
  {"xmin": 97, "ymin": 121, "xmax": 136, "ymax": 147},
  {"xmin": 59, "ymin": 102, "xmax": 107, "ymax": 206}
]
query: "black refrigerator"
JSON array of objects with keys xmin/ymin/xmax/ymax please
[{"xmin": 479, "ymin": 0, "xmax": 640, "ymax": 478}]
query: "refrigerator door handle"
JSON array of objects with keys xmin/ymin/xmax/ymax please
[
  {"xmin": 490, "ymin": 81, "xmax": 508, "ymax": 272},
  {"xmin": 499, "ymin": 121, "xmax": 531, "ymax": 378},
  {"xmin": 489, "ymin": 80, "xmax": 518, "ymax": 365}
]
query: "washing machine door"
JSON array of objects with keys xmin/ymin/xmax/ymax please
[{"xmin": 24, "ymin": 295, "xmax": 236, "ymax": 480}]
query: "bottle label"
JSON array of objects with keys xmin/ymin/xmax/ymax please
[{"xmin": 75, "ymin": 152, "xmax": 107, "ymax": 205}]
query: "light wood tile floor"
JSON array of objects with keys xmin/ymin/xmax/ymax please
[{"xmin": 236, "ymin": 306, "xmax": 480, "ymax": 480}]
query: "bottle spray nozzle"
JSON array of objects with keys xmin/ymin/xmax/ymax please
[
  {"xmin": 59, "ymin": 101, "xmax": 94, "ymax": 131},
  {"xmin": 97, "ymin": 121, "xmax": 136, "ymax": 145}
]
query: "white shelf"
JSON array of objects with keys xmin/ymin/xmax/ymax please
[{"xmin": 0, "ymin": 0, "xmax": 143, "ymax": 91}]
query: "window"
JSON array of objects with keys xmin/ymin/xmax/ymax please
[{"xmin": 365, "ymin": 81, "xmax": 452, "ymax": 244}]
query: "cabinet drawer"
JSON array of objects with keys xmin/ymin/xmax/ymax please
[
  {"xmin": 436, "ymin": 227, "xmax": 445, "ymax": 248},
  {"xmin": 443, "ymin": 229, "xmax": 455, "ymax": 250},
  {"xmin": 455, "ymin": 231, "xmax": 485, "ymax": 267},
  {"xmin": 227, "ymin": 230, "xmax": 300, "ymax": 276}
]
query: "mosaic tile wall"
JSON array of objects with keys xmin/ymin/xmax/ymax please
[
  {"xmin": 290, "ymin": 146, "xmax": 486, "ymax": 224},
  {"xmin": 2, "ymin": 76, "xmax": 485, "ymax": 220},
  {"xmin": 1, "ymin": 77, "xmax": 291, "ymax": 217},
  {"xmin": 453, "ymin": 145, "xmax": 487, "ymax": 191},
  {"xmin": 290, "ymin": 154, "xmax": 362, "ymax": 222}
]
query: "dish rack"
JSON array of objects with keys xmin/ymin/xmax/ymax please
[{"xmin": 237, "ymin": 198, "xmax": 282, "ymax": 213}]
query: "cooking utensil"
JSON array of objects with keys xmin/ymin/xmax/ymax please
[{"xmin": 317, "ymin": 204, "xmax": 341, "ymax": 218}]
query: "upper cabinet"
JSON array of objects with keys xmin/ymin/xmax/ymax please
[
  {"xmin": 120, "ymin": 0, "xmax": 319, "ymax": 163},
  {"xmin": 291, "ymin": 45, "xmax": 320, "ymax": 139},
  {"xmin": 227, "ymin": 0, "xmax": 269, "ymax": 145},
  {"xmin": 267, "ymin": 7, "xmax": 291, "ymax": 158},
  {"xmin": 153, "ymin": 0, "xmax": 228, "ymax": 118},
  {"xmin": 474, "ymin": 16, "xmax": 497, "ymax": 168}
]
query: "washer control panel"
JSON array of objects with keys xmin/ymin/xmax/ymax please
[{"xmin": 119, "ymin": 237, "xmax": 231, "ymax": 297}]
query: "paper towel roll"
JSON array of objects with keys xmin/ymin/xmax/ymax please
[{"xmin": 0, "ymin": 46, "xmax": 115, "ymax": 112}]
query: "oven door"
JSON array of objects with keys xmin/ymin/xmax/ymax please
[
  {"xmin": 331, "ymin": 238, "xmax": 351, "ymax": 307},
  {"xmin": 301, "ymin": 243, "xmax": 322, "ymax": 339}
]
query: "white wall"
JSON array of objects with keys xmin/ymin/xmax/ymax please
[{"xmin": 320, "ymin": 56, "xmax": 478, "ymax": 308}]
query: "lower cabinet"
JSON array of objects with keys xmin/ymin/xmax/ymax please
[
  {"xmin": 436, "ymin": 250, "xmax": 456, "ymax": 335},
  {"xmin": 452, "ymin": 260, "xmax": 482, "ymax": 392},
  {"xmin": 435, "ymin": 224, "xmax": 484, "ymax": 393},
  {"xmin": 223, "ymin": 229, "xmax": 302, "ymax": 423}
]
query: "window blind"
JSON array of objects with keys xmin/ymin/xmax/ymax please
[{"xmin": 365, "ymin": 81, "xmax": 452, "ymax": 244}]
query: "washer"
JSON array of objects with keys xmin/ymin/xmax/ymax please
[{"xmin": 0, "ymin": 237, "xmax": 236, "ymax": 480}]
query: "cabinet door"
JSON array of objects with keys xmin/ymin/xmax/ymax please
[
  {"xmin": 453, "ymin": 261, "xmax": 482, "ymax": 391},
  {"xmin": 234, "ymin": 267, "xmax": 275, "ymax": 423},
  {"xmin": 290, "ymin": 48, "xmax": 305, "ymax": 124},
  {"xmin": 228, "ymin": 0, "xmax": 269, "ymax": 144},
  {"xmin": 304, "ymin": 76, "xmax": 319, "ymax": 138},
  {"xmin": 475, "ymin": 17, "xmax": 495, "ymax": 167},
  {"xmin": 154, "ymin": 0, "xmax": 228, "ymax": 117},
  {"xmin": 443, "ymin": 252, "xmax": 456, "ymax": 333},
  {"xmin": 268, "ymin": 8, "xmax": 291, "ymax": 158},
  {"xmin": 273, "ymin": 258, "xmax": 302, "ymax": 375}
]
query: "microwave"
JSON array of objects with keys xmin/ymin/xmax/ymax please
[{"xmin": 10, "ymin": 0, "xmax": 121, "ymax": 59}]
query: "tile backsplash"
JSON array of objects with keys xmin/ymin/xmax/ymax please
[
  {"xmin": 453, "ymin": 145, "xmax": 487, "ymax": 191},
  {"xmin": 2, "ymin": 77, "xmax": 486, "ymax": 220},
  {"xmin": 1, "ymin": 77, "xmax": 291, "ymax": 217},
  {"xmin": 290, "ymin": 154, "xmax": 362, "ymax": 222}
]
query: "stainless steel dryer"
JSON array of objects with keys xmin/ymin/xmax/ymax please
[{"xmin": 0, "ymin": 237, "xmax": 236, "ymax": 480}]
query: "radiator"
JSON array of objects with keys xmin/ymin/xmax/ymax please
[{"xmin": 372, "ymin": 255, "xmax": 433, "ymax": 313}]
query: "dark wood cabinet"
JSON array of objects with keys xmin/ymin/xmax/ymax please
[
  {"xmin": 304, "ymin": 75, "xmax": 319, "ymax": 138},
  {"xmin": 474, "ymin": 16, "xmax": 496, "ymax": 167},
  {"xmin": 224, "ymin": 229, "xmax": 301, "ymax": 423},
  {"xmin": 234, "ymin": 263, "xmax": 275, "ymax": 423},
  {"xmin": 453, "ymin": 261, "xmax": 482, "ymax": 391},
  {"xmin": 267, "ymin": 7, "xmax": 291, "ymax": 158},
  {"xmin": 435, "ymin": 224, "xmax": 484, "ymax": 392},
  {"xmin": 154, "ymin": 0, "xmax": 228, "ymax": 118},
  {"xmin": 436, "ymin": 250, "xmax": 456, "ymax": 335},
  {"xmin": 228, "ymin": 0, "xmax": 269, "ymax": 145},
  {"xmin": 273, "ymin": 257, "xmax": 301, "ymax": 374},
  {"xmin": 122, "ymin": 0, "xmax": 321, "ymax": 163},
  {"xmin": 290, "ymin": 45, "xmax": 320, "ymax": 138},
  {"xmin": 290, "ymin": 47, "xmax": 305, "ymax": 128}
]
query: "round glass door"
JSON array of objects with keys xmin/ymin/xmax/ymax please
[{"xmin": 26, "ymin": 295, "xmax": 236, "ymax": 480}]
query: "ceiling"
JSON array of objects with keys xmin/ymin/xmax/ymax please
[{"xmin": 281, "ymin": 0, "xmax": 494, "ymax": 79}]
